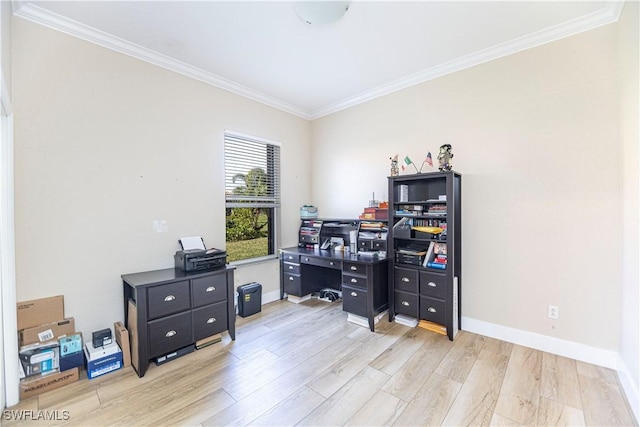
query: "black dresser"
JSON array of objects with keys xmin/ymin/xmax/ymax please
[{"xmin": 122, "ymin": 266, "xmax": 236, "ymax": 377}]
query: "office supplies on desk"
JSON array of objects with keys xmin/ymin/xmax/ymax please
[
  {"xmin": 174, "ymin": 248, "xmax": 226, "ymax": 271},
  {"xmin": 175, "ymin": 236, "xmax": 227, "ymax": 271}
]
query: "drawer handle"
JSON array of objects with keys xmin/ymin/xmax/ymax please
[
  {"xmin": 351, "ymin": 291, "xmax": 358, "ymax": 297},
  {"xmin": 304, "ymin": 257, "xmax": 309, "ymax": 261},
  {"xmin": 402, "ymin": 277, "xmax": 410, "ymax": 283},
  {"xmin": 329, "ymin": 262, "xmax": 334, "ymax": 266},
  {"xmin": 206, "ymin": 286, "xmax": 216, "ymax": 292},
  {"xmin": 401, "ymin": 301, "xmax": 410, "ymax": 306},
  {"xmin": 350, "ymin": 266, "xmax": 357, "ymax": 271},
  {"xmin": 164, "ymin": 295, "xmax": 176, "ymax": 302},
  {"xmin": 351, "ymin": 278, "xmax": 357, "ymax": 283},
  {"xmin": 165, "ymin": 330, "xmax": 177, "ymax": 338},
  {"xmin": 427, "ymin": 282, "xmax": 437, "ymax": 287},
  {"xmin": 427, "ymin": 307, "xmax": 437, "ymax": 313},
  {"xmin": 289, "ymin": 276, "xmax": 294, "ymax": 281},
  {"xmin": 287, "ymin": 256, "xmax": 293, "ymax": 260},
  {"xmin": 288, "ymin": 265, "xmax": 294, "ymax": 270},
  {"xmin": 207, "ymin": 317, "xmax": 216, "ymax": 324}
]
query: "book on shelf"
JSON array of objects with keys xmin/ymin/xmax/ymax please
[
  {"xmin": 426, "ymin": 262, "xmax": 446, "ymax": 270},
  {"xmin": 433, "ymin": 254, "xmax": 447, "ymax": 263},
  {"xmin": 422, "ymin": 241, "xmax": 436, "ymax": 267}
]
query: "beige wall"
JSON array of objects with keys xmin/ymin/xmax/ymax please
[
  {"xmin": 12, "ymin": 17, "xmax": 312, "ymax": 338},
  {"xmin": 312, "ymin": 23, "xmax": 622, "ymax": 350},
  {"xmin": 617, "ymin": 0, "xmax": 639, "ymax": 415}
]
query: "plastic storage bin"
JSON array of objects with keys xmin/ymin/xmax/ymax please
[{"xmin": 237, "ymin": 283, "xmax": 262, "ymax": 317}]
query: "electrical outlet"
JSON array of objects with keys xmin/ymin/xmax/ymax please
[{"xmin": 548, "ymin": 305, "xmax": 559, "ymax": 319}]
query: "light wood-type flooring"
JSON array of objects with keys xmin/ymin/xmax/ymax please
[{"xmin": 4, "ymin": 299, "xmax": 637, "ymax": 426}]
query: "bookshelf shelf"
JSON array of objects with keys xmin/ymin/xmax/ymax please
[{"xmin": 388, "ymin": 171, "xmax": 461, "ymax": 341}]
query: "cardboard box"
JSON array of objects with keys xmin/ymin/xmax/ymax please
[
  {"xmin": 17, "ymin": 296, "xmax": 64, "ymax": 330},
  {"xmin": 19, "ymin": 318, "xmax": 75, "ymax": 346},
  {"xmin": 19, "ymin": 342, "xmax": 60, "ymax": 377},
  {"xmin": 127, "ymin": 300, "xmax": 139, "ymax": 372},
  {"xmin": 20, "ymin": 367, "xmax": 79, "ymax": 400},
  {"xmin": 84, "ymin": 342, "xmax": 122, "ymax": 380},
  {"xmin": 114, "ymin": 321, "xmax": 131, "ymax": 368}
]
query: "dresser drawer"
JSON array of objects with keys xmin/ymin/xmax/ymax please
[
  {"xmin": 147, "ymin": 281, "xmax": 190, "ymax": 320},
  {"xmin": 283, "ymin": 273, "xmax": 302, "ymax": 296},
  {"xmin": 419, "ymin": 271, "xmax": 447, "ymax": 300},
  {"xmin": 148, "ymin": 311, "xmax": 193, "ymax": 358},
  {"xmin": 192, "ymin": 274, "xmax": 227, "ymax": 307},
  {"xmin": 419, "ymin": 296, "xmax": 446, "ymax": 325},
  {"xmin": 343, "ymin": 262, "xmax": 365, "ymax": 275},
  {"xmin": 283, "ymin": 262, "xmax": 301, "ymax": 275},
  {"xmin": 300, "ymin": 256, "xmax": 341, "ymax": 270},
  {"xmin": 193, "ymin": 302, "xmax": 228, "ymax": 341},
  {"xmin": 281, "ymin": 253, "xmax": 299, "ymax": 263},
  {"xmin": 342, "ymin": 285, "xmax": 367, "ymax": 317},
  {"xmin": 394, "ymin": 267, "xmax": 419, "ymax": 293},
  {"xmin": 394, "ymin": 291, "xmax": 418, "ymax": 318},
  {"xmin": 343, "ymin": 273, "xmax": 367, "ymax": 289}
]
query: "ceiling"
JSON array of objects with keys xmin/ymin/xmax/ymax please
[{"xmin": 14, "ymin": 1, "xmax": 622, "ymax": 119}]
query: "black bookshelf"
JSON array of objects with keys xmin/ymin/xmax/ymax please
[{"xmin": 388, "ymin": 171, "xmax": 461, "ymax": 340}]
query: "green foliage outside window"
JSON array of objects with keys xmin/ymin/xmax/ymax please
[{"xmin": 226, "ymin": 167, "xmax": 272, "ymax": 262}]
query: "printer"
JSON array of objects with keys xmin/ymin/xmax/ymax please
[{"xmin": 174, "ymin": 248, "xmax": 227, "ymax": 272}]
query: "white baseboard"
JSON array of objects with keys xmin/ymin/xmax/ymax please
[
  {"xmin": 462, "ymin": 316, "xmax": 618, "ymax": 369},
  {"xmin": 262, "ymin": 290, "xmax": 280, "ymax": 305},
  {"xmin": 617, "ymin": 354, "xmax": 640, "ymax": 423}
]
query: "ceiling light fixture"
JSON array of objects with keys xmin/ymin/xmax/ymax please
[{"xmin": 293, "ymin": 1, "xmax": 350, "ymax": 26}]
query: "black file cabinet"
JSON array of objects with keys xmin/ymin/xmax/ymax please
[{"xmin": 122, "ymin": 266, "xmax": 236, "ymax": 377}]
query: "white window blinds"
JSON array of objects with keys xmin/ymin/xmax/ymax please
[{"xmin": 224, "ymin": 131, "xmax": 281, "ymax": 208}]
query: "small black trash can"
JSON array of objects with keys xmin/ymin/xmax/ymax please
[{"xmin": 237, "ymin": 282, "xmax": 262, "ymax": 318}]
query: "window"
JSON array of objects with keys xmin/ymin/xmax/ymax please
[{"xmin": 224, "ymin": 131, "xmax": 280, "ymax": 263}]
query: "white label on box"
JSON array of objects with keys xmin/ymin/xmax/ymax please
[
  {"xmin": 90, "ymin": 361, "xmax": 121, "ymax": 379},
  {"xmin": 38, "ymin": 329, "xmax": 54, "ymax": 342},
  {"xmin": 30, "ymin": 350, "xmax": 54, "ymax": 364}
]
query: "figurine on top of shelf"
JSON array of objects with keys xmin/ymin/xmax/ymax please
[
  {"xmin": 389, "ymin": 154, "xmax": 399, "ymax": 176},
  {"xmin": 437, "ymin": 144, "xmax": 454, "ymax": 171}
]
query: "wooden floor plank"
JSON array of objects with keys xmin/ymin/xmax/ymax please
[
  {"xmin": 369, "ymin": 326, "xmax": 433, "ymax": 376},
  {"xmin": 441, "ymin": 349, "xmax": 509, "ymax": 426},
  {"xmin": 494, "ymin": 344, "xmax": 542, "ymax": 425},
  {"xmin": 434, "ymin": 330, "xmax": 485, "ymax": 383},
  {"xmin": 297, "ymin": 366, "xmax": 390, "ymax": 426},
  {"xmin": 537, "ymin": 396, "xmax": 586, "ymax": 426},
  {"xmin": 578, "ymin": 373, "xmax": 636, "ymax": 426},
  {"xmin": 345, "ymin": 390, "xmax": 407, "ymax": 426},
  {"xmin": 393, "ymin": 373, "xmax": 462, "ymax": 426},
  {"xmin": 540, "ymin": 352, "xmax": 583, "ymax": 410},
  {"xmin": 246, "ymin": 386, "xmax": 325, "ymax": 426},
  {"xmin": 381, "ymin": 331, "xmax": 453, "ymax": 402}
]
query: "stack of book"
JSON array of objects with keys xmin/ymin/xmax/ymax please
[
  {"xmin": 423, "ymin": 242, "xmax": 448, "ymax": 269},
  {"xmin": 427, "ymin": 204, "xmax": 447, "ymax": 216}
]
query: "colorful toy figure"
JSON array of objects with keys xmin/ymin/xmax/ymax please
[
  {"xmin": 389, "ymin": 154, "xmax": 399, "ymax": 176},
  {"xmin": 437, "ymin": 144, "xmax": 454, "ymax": 171}
]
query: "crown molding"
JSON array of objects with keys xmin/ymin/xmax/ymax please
[
  {"xmin": 311, "ymin": 1, "xmax": 625, "ymax": 119},
  {"xmin": 13, "ymin": 1, "xmax": 624, "ymax": 122},
  {"xmin": 13, "ymin": 2, "xmax": 313, "ymax": 120}
]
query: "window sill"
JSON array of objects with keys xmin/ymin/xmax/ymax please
[{"xmin": 229, "ymin": 254, "xmax": 278, "ymax": 267}]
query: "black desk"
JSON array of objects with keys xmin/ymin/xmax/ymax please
[{"xmin": 279, "ymin": 247, "xmax": 388, "ymax": 331}]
